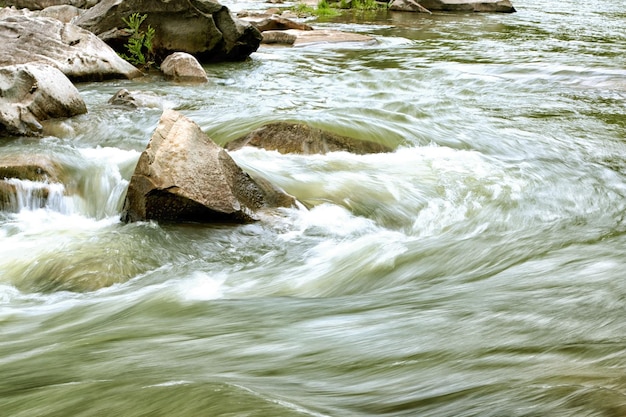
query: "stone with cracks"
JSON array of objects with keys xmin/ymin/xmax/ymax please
[
  {"xmin": 0, "ymin": 64, "xmax": 87, "ymax": 136},
  {"xmin": 3, "ymin": 0, "xmax": 99, "ymax": 10},
  {"xmin": 121, "ymin": 110, "xmax": 297, "ymax": 223},
  {"xmin": 75, "ymin": 0, "xmax": 263, "ymax": 63},
  {"xmin": 0, "ymin": 15, "xmax": 142, "ymax": 81}
]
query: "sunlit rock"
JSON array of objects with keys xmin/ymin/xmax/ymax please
[
  {"xmin": 261, "ymin": 30, "xmax": 297, "ymax": 45},
  {"xmin": 121, "ymin": 110, "xmax": 297, "ymax": 223},
  {"xmin": 0, "ymin": 14, "xmax": 142, "ymax": 81},
  {"xmin": 0, "ymin": 64, "xmax": 87, "ymax": 136},
  {"xmin": 226, "ymin": 122, "xmax": 393, "ymax": 155},
  {"xmin": 160, "ymin": 52, "xmax": 209, "ymax": 83},
  {"xmin": 0, "ymin": 154, "xmax": 67, "ymax": 211},
  {"xmin": 418, "ymin": 0, "xmax": 516, "ymax": 12},
  {"xmin": 74, "ymin": 0, "xmax": 263, "ymax": 63},
  {"xmin": 389, "ymin": 0, "xmax": 432, "ymax": 13},
  {"xmin": 248, "ymin": 16, "xmax": 313, "ymax": 32}
]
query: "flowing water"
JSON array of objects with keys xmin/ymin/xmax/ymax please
[{"xmin": 1, "ymin": 0, "xmax": 626, "ymax": 415}]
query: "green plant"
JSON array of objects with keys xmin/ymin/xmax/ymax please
[
  {"xmin": 352, "ymin": 0, "xmax": 380, "ymax": 10},
  {"xmin": 119, "ymin": 13, "xmax": 155, "ymax": 70},
  {"xmin": 316, "ymin": 0, "xmax": 341, "ymax": 16},
  {"xmin": 290, "ymin": 1, "xmax": 340, "ymax": 17}
]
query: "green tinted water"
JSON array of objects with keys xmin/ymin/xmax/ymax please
[{"xmin": 1, "ymin": 1, "xmax": 626, "ymax": 415}]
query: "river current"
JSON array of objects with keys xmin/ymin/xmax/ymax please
[{"xmin": 1, "ymin": 0, "xmax": 626, "ymax": 415}]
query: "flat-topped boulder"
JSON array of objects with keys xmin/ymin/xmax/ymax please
[
  {"xmin": 121, "ymin": 110, "xmax": 297, "ymax": 223},
  {"xmin": 74, "ymin": 0, "xmax": 263, "ymax": 63},
  {"xmin": 226, "ymin": 122, "xmax": 393, "ymax": 155},
  {"xmin": 0, "ymin": 14, "xmax": 141, "ymax": 81},
  {"xmin": 0, "ymin": 64, "xmax": 87, "ymax": 136}
]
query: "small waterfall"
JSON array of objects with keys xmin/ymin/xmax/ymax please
[{"xmin": 1, "ymin": 178, "xmax": 74, "ymax": 214}]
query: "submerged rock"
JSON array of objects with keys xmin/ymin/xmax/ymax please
[
  {"xmin": 0, "ymin": 14, "xmax": 142, "ymax": 81},
  {"xmin": 0, "ymin": 64, "xmax": 87, "ymax": 136},
  {"xmin": 75, "ymin": 0, "xmax": 263, "ymax": 63},
  {"xmin": 121, "ymin": 110, "xmax": 297, "ymax": 223},
  {"xmin": 107, "ymin": 88, "xmax": 166, "ymax": 109},
  {"xmin": 226, "ymin": 122, "xmax": 393, "ymax": 155}
]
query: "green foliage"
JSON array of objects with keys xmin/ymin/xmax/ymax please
[
  {"xmin": 290, "ymin": 1, "xmax": 340, "ymax": 17},
  {"xmin": 316, "ymin": 0, "xmax": 341, "ymax": 16},
  {"xmin": 352, "ymin": 0, "xmax": 381, "ymax": 10},
  {"xmin": 119, "ymin": 13, "xmax": 155, "ymax": 70}
]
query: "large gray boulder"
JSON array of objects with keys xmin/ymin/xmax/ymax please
[
  {"xmin": 226, "ymin": 122, "xmax": 393, "ymax": 155},
  {"xmin": 0, "ymin": 64, "xmax": 87, "ymax": 136},
  {"xmin": 0, "ymin": 15, "xmax": 142, "ymax": 81},
  {"xmin": 121, "ymin": 110, "xmax": 297, "ymax": 223},
  {"xmin": 2, "ymin": 0, "xmax": 98, "ymax": 10},
  {"xmin": 74, "ymin": 0, "xmax": 263, "ymax": 63},
  {"xmin": 417, "ymin": 0, "xmax": 515, "ymax": 12}
]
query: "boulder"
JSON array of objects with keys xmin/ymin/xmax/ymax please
[
  {"xmin": 74, "ymin": 0, "xmax": 263, "ymax": 63},
  {"xmin": 2, "ymin": 0, "xmax": 98, "ymax": 10},
  {"xmin": 248, "ymin": 16, "xmax": 313, "ymax": 32},
  {"xmin": 160, "ymin": 52, "xmax": 209, "ymax": 83},
  {"xmin": 226, "ymin": 122, "xmax": 393, "ymax": 155},
  {"xmin": 0, "ymin": 15, "xmax": 142, "ymax": 81},
  {"xmin": 418, "ymin": 0, "xmax": 515, "ymax": 12},
  {"xmin": 0, "ymin": 64, "xmax": 87, "ymax": 136},
  {"xmin": 0, "ymin": 154, "xmax": 65, "ymax": 183},
  {"xmin": 0, "ymin": 154, "xmax": 67, "ymax": 211},
  {"xmin": 261, "ymin": 30, "xmax": 297, "ymax": 45},
  {"xmin": 121, "ymin": 110, "xmax": 297, "ymax": 223},
  {"xmin": 389, "ymin": 0, "xmax": 432, "ymax": 13}
]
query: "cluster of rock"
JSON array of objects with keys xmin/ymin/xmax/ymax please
[{"xmin": 1, "ymin": 0, "xmax": 515, "ymax": 224}]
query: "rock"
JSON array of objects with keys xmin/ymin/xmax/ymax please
[
  {"xmin": 160, "ymin": 52, "xmax": 209, "ymax": 83},
  {"xmin": 418, "ymin": 0, "xmax": 515, "ymax": 12},
  {"xmin": 74, "ymin": 0, "xmax": 263, "ymax": 63},
  {"xmin": 0, "ymin": 64, "xmax": 87, "ymax": 136},
  {"xmin": 0, "ymin": 154, "xmax": 65, "ymax": 182},
  {"xmin": 107, "ymin": 88, "xmax": 166, "ymax": 109},
  {"xmin": 261, "ymin": 30, "xmax": 297, "ymax": 45},
  {"xmin": 121, "ymin": 110, "xmax": 297, "ymax": 223},
  {"xmin": 286, "ymin": 29, "xmax": 376, "ymax": 47},
  {"xmin": 39, "ymin": 5, "xmax": 84, "ymax": 23},
  {"xmin": 389, "ymin": 0, "xmax": 432, "ymax": 13},
  {"xmin": 248, "ymin": 16, "xmax": 313, "ymax": 32},
  {"xmin": 0, "ymin": 15, "xmax": 142, "ymax": 81},
  {"xmin": 226, "ymin": 122, "xmax": 393, "ymax": 155},
  {"xmin": 3, "ymin": 0, "xmax": 99, "ymax": 10},
  {"xmin": 0, "ymin": 154, "xmax": 67, "ymax": 211}
]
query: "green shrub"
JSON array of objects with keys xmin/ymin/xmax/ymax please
[{"xmin": 119, "ymin": 13, "xmax": 155, "ymax": 70}]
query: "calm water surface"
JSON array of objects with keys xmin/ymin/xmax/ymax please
[{"xmin": 1, "ymin": 0, "xmax": 625, "ymax": 415}]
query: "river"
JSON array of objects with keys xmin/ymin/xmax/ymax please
[{"xmin": 1, "ymin": 0, "xmax": 625, "ymax": 415}]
